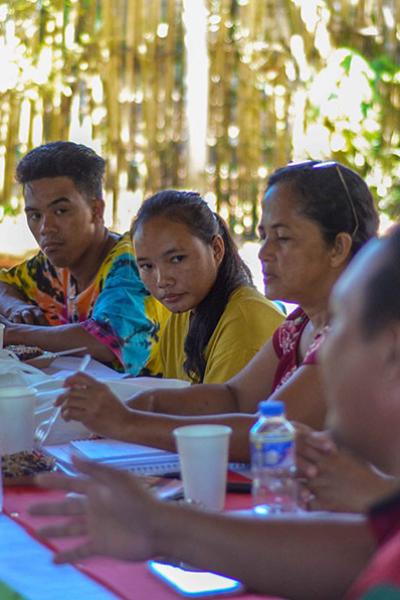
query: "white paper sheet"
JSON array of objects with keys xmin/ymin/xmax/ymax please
[
  {"xmin": 43, "ymin": 356, "xmax": 126, "ymax": 380},
  {"xmin": 0, "ymin": 514, "xmax": 116, "ymax": 599}
]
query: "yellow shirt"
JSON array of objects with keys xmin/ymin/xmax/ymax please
[{"xmin": 159, "ymin": 286, "xmax": 284, "ymax": 384}]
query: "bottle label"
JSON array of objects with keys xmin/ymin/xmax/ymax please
[{"xmin": 251, "ymin": 438, "xmax": 294, "ymax": 468}]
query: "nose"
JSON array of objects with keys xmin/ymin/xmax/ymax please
[
  {"xmin": 258, "ymin": 237, "xmax": 274, "ymax": 262},
  {"xmin": 40, "ymin": 213, "xmax": 58, "ymax": 235},
  {"xmin": 155, "ymin": 266, "xmax": 173, "ymax": 289}
]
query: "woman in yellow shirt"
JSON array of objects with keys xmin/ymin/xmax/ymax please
[{"xmin": 133, "ymin": 189, "xmax": 283, "ymax": 383}]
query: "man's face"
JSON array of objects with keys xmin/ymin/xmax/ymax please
[
  {"xmin": 24, "ymin": 176, "xmax": 103, "ymax": 269},
  {"xmin": 322, "ymin": 240, "xmax": 400, "ymax": 473}
]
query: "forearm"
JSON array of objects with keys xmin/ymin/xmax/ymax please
[
  {"xmin": 153, "ymin": 506, "xmax": 374, "ymax": 600},
  {"xmin": 128, "ymin": 383, "xmax": 239, "ymax": 416},
  {"xmin": 116, "ymin": 410, "xmax": 256, "ymax": 462},
  {"xmin": 4, "ymin": 322, "xmax": 115, "ymax": 363}
]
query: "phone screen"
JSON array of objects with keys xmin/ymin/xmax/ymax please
[{"xmin": 148, "ymin": 560, "xmax": 244, "ymax": 597}]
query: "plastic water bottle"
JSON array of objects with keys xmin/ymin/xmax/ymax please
[{"xmin": 250, "ymin": 400, "xmax": 297, "ymax": 515}]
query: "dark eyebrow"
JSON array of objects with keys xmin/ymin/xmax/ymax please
[
  {"xmin": 270, "ymin": 223, "xmax": 290, "ymax": 230},
  {"xmin": 162, "ymin": 246, "xmax": 185, "ymax": 257},
  {"xmin": 137, "ymin": 246, "xmax": 185, "ymax": 262},
  {"xmin": 25, "ymin": 197, "xmax": 72, "ymax": 212}
]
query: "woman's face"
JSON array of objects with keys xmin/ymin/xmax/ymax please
[
  {"xmin": 258, "ymin": 182, "xmax": 337, "ymax": 306},
  {"xmin": 134, "ymin": 216, "xmax": 224, "ymax": 313}
]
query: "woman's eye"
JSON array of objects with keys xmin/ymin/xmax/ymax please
[
  {"xmin": 171, "ymin": 255, "xmax": 185, "ymax": 263},
  {"xmin": 55, "ymin": 208, "xmax": 68, "ymax": 216},
  {"xmin": 138, "ymin": 263, "xmax": 152, "ymax": 272},
  {"xmin": 277, "ymin": 236, "xmax": 290, "ymax": 242},
  {"xmin": 29, "ymin": 213, "xmax": 41, "ymax": 222}
]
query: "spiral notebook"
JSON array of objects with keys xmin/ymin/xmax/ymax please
[
  {"xmin": 44, "ymin": 438, "xmax": 249, "ymax": 478},
  {"xmin": 44, "ymin": 438, "xmax": 180, "ymax": 476}
]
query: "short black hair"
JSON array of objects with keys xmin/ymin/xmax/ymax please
[
  {"xmin": 361, "ymin": 226, "xmax": 400, "ymax": 339},
  {"xmin": 16, "ymin": 141, "xmax": 105, "ymax": 200},
  {"xmin": 267, "ymin": 161, "xmax": 379, "ymax": 256}
]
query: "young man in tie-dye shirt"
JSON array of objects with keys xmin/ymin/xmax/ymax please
[{"xmin": 0, "ymin": 142, "xmax": 169, "ymax": 375}]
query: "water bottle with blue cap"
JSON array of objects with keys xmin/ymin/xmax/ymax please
[{"xmin": 250, "ymin": 400, "xmax": 297, "ymax": 515}]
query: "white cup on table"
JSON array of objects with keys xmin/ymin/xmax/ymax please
[
  {"xmin": 0, "ymin": 386, "xmax": 36, "ymax": 455},
  {"xmin": 173, "ymin": 424, "xmax": 232, "ymax": 512}
]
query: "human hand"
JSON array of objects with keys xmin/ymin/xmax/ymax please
[
  {"xmin": 29, "ymin": 456, "xmax": 161, "ymax": 563},
  {"xmin": 300, "ymin": 442, "xmax": 396, "ymax": 513},
  {"xmin": 296, "ymin": 427, "xmax": 336, "ymax": 479},
  {"xmin": 56, "ymin": 372, "xmax": 131, "ymax": 437},
  {"xmin": 5, "ymin": 303, "xmax": 48, "ymax": 325}
]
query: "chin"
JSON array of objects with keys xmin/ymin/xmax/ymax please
[
  {"xmin": 264, "ymin": 286, "xmax": 290, "ymax": 303},
  {"xmin": 165, "ymin": 302, "xmax": 191, "ymax": 314},
  {"xmin": 44, "ymin": 255, "xmax": 70, "ymax": 268}
]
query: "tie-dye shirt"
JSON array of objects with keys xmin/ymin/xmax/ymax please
[{"xmin": 0, "ymin": 232, "xmax": 169, "ymax": 375}]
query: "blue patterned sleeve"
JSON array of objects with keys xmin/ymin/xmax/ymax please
[{"xmin": 83, "ymin": 251, "xmax": 162, "ymax": 375}]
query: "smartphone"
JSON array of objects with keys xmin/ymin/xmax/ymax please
[{"xmin": 148, "ymin": 560, "xmax": 244, "ymax": 597}]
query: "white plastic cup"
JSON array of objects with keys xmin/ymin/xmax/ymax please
[
  {"xmin": 0, "ymin": 386, "xmax": 36, "ymax": 455},
  {"xmin": 173, "ymin": 424, "xmax": 232, "ymax": 512}
]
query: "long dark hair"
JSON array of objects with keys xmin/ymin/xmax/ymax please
[
  {"xmin": 267, "ymin": 161, "xmax": 379, "ymax": 256},
  {"xmin": 132, "ymin": 190, "xmax": 253, "ymax": 382}
]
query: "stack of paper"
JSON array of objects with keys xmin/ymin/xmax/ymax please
[{"xmin": 44, "ymin": 438, "xmax": 180, "ymax": 476}]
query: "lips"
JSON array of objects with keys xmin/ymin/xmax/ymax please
[
  {"xmin": 162, "ymin": 293, "xmax": 184, "ymax": 303},
  {"xmin": 42, "ymin": 241, "xmax": 63, "ymax": 253},
  {"xmin": 262, "ymin": 272, "xmax": 276, "ymax": 281}
]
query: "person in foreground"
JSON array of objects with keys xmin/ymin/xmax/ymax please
[
  {"xmin": 132, "ymin": 189, "xmax": 283, "ymax": 384},
  {"xmin": 56, "ymin": 161, "xmax": 378, "ymax": 459},
  {"xmin": 0, "ymin": 142, "xmax": 168, "ymax": 374},
  {"xmin": 31, "ymin": 227, "xmax": 400, "ymax": 600}
]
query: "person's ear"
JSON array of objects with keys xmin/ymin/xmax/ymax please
[
  {"xmin": 212, "ymin": 235, "xmax": 225, "ymax": 266},
  {"xmin": 91, "ymin": 198, "xmax": 105, "ymax": 223},
  {"xmin": 330, "ymin": 232, "xmax": 353, "ymax": 268}
]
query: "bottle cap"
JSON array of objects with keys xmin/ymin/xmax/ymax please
[{"xmin": 258, "ymin": 400, "xmax": 285, "ymax": 417}]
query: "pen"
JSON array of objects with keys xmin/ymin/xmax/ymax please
[{"xmin": 34, "ymin": 353, "xmax": 91, "ymax": 446}]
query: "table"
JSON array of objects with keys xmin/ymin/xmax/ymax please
[{"xmin": 3, "ymin": 485, "xmax": 282, "ymax": 600}]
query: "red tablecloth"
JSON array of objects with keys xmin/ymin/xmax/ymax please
[{"xmin": 4, "ymin": 486, "xmax": 282, "ymax": 600}]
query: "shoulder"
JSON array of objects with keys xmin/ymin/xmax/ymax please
[
  {"xmin": 277, "ymin": 306, "xmax": 307, "ymax": 331},
  {"xmin": 0, "ymin": 250, "xmax": 53, "ymax": 280},
  {"xmin": 273, "ymin": 306, "xmax": 307, "ymax": 356},
  {"xmin": 206, "ymin": 287, "xmax": 283, "ymax": 352},
  {"xmin": 347, "ymin": 494, "xmax": 400, "ymax": 599},
  {"xmin": 162, "ymin": 310, "xmax": 190, "ymax": 336},
  {"xmin": 106, "ymin": 232, "xmax": 134, "ymax": 261},
  {"xmin": 99, "ymin": 232, "xmax": 140, "ymax": 281},
  {"xmin": 226, "ymin": 286, "xmax": 284, "ymax": 320}
]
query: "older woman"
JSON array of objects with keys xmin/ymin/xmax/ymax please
[{"xmin": 56, "ymin": 161, "xmax": 379, "ymax": 461}]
